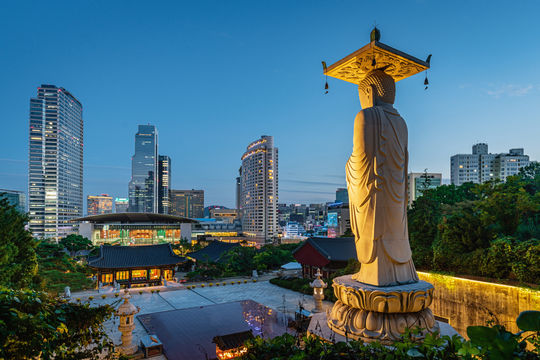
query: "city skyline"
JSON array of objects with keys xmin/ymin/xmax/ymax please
[{"xmin": 2, "ymin": 1, "xmax": 540, "ymax": 207}]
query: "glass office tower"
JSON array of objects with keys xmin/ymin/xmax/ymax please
[
  {"xmin": 158, "ymin": 155, "xmax": 171, "ymax": 214},
  {"xmin": 28, "ymin": 84, "xmax": 83, "ymax": 240},
  {"xmin": 0, "ymin": 189, "xmax": 26, "ymax": 214},
  {"xmin": 128, "ymin": 125, "xmax": 158, "ymax": 213},
  {"xmin": 169, "ymin": 190, "xmax": 204, "ymax": 218}
]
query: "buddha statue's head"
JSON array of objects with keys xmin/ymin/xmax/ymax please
[{"xmin": 358, "ymin": 69, "xmax": 395, "ymax": 108}]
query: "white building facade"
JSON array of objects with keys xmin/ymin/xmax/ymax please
[
  {"xmin": 407, "ymin": 172, "xmax": 442, "ymax": 207},
  {"xmin": 451, "ymin": 143, "xmax": 530, "ymax": 185},
  {"xmin": 240, "ymin": 135, "xmax": 278, "ymax": 243}
]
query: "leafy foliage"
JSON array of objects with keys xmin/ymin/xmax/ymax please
[
  {"xmin": 59, "ymin": 234, "xmax": 94, "ymax": 256},
  {"xmin": 0, "ymin": 196, "xmax": 39, "ymax": 289},
  {"xmin": 186, "ymin": 243, "xmax": 296, "ymax": 280},
  {"xmin": 409, "ymin": 163, "xmax": 540, "ymax": 285},
  {"xmin": 0, "ymin": 287, "xmax": 117, "ymax": 359},
  {"xmin": 0, "ymin": 193, "xmax": 116, "ymax": 358},
  {"xmin": 242, "ymin": 311, "xmax": 540, "ymax": 359},
  {"xmin": 35, "ymin": 239, "xmax": 95, "ymax": 294}
]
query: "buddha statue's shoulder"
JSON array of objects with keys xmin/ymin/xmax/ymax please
[{"xmin": 355, "ymin": 107, "xmax": 381, "ymax": 127}]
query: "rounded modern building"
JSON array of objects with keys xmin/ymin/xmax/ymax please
[{"xmin": 75, "ymin": 213, "xmax": 198, "ymax": 245}]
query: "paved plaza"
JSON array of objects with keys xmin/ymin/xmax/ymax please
[{"xmin": 73, "ymin": 279, "xmax": 333, "ymax": 355}]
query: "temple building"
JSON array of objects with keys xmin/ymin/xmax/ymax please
[
  {"xmin": 88, "ymin": 243, "xmax": 186, "ymax": 287},
  {"xmin": 76, "ymin": 213, "xmax": 198, "ymax": 245},
  {"xmin": 293, "ymin": 237, "xmax": 355, "ymax": 278}
]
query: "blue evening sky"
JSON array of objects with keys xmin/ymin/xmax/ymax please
[{"xmin": 1, "ymin": 1, "xmax": 539, "ymax": 207}]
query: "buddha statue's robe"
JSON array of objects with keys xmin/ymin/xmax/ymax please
[{"xmin": 346, "ymin": 102, "xmax": 418, "ymax": 287}]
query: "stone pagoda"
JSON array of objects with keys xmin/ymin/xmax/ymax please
[{"xmin": 116, "ymin": 289, "xmax": 140, "ymax": 355}]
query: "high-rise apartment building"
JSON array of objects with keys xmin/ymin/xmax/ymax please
[
  {"xmin": 407, "ymin": 172, "xmax": 442, "ymax": 207},
  {"xmin": 128, "ymin": 125, "xmax": 158, "ymax": 213},
  {"xmin": 169, "ymin": 190, "xmax": 204, "ymax": 218},
  {"xmin": 87, "ymin": 194, "xmax": 113, "ymax": 215},
  {"xmin": 0, "ymin": 189, "xmax": 26, "ymax": 213},
  {"xmin": 28, "ymin": 85, "xmax": 83, "ymax": 240},
  {"xmin": 240, "ymin": 135, "xmax": 278, "ymax": 243},
  {"xmin": 493, "ymin": 148, "xmax": 530, "ymax": 182},
  {"xmin": 114, "ymin": 198, "xmax": 129, "ymax": 213},
  {"xmin": 451, "ymin": 143, "xmax": 530, "ymax": 185},
  {"xmin": 158, "ymin": 155, "xmax": 171, "ymax": 214}
]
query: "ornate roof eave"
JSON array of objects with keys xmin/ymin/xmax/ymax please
[{"xmin": 324, "ymin": 41, "xmax": 429, "ymax": 84}]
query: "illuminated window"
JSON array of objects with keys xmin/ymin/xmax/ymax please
[
  {"xmin": 116, "ymin": 271, "xmax": 129, "ymax": 280},
  {"xmin": 101, "ymin": 273, "xmax": 113, "ymax": 283},
  {"xmin": 149, "ymin": 269, "xmax": 160, "ymax": 280},
  {"xmin": 132, "ymin": 269, "xmax": 147, "ymax": 279}
]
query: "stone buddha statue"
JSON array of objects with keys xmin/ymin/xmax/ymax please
[
  {"xmin": 321, "ymin": 31, "xmax": 439, "ymax": 343},
  {"xmin": 346, "ymin": 68, "xmax": 419, "ymax": 287}
]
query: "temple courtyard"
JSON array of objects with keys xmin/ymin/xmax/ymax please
[{"xmin": 72, "ymin": 277, "xmax": 333, "ymax": 357}]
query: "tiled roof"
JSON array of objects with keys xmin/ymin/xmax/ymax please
[
  {"xmin": 74, "ymin": 212, "xmax": 198, "ymax": 224},
  {"xmin": 293, "ymin": 237, "xmax": 356, "ymax": 262},
  {"xmin": 213, "ymin": 330, "xmax": 254, "ymax": 350},
  {"xmin": 88, "ymin": 243, "xmax": 186, "ymax": 269},
  {"xmin": 187, "ymin": 241, "xmax": 241, "ymax": 263}
]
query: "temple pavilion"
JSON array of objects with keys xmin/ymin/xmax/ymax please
[
  {"xmin": 88, "ymin": 243, "xmax": 187, "ymax": 287},
  {"xmin": 293, "ymin": 237, "xmax": 356, "ymax": 278}
]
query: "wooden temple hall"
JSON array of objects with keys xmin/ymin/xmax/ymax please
[{"xmin": 88, "ymin": 244, "xmax": 186, "ymax": 287}]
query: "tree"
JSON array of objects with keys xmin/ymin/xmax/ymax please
[
  {"xmin": 0, "ymin": 196, "xmax": 39, "ymax": 289},
  {"xmin": 223, "ymin": 246, "xmax": 256, "ymax": 275},
  {"xmin": 432, "ymin": 201, "xmax": 494, "ymax": 272},
  {"xmin": 408, "ymin": 194, "xmax": 441, "ymax": 269},
  {"xmin": 0, "ymin": 287, "xmax": 116, "ymax": 359},
  {"xmin": 59, "ymin": 234, "xmax": 94, "ymax": 257}
]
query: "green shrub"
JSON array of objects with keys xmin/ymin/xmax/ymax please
[
  {"xmin": 241, "ymin": 311, "xmax": 540, "ymax": 359},
  {"xmin": 480, "ymin": 237, "xmax": 513, "ymax": 279},
  {"xmin": 512, "ymin": 239, "xmax": 540, "ymax": 284}
]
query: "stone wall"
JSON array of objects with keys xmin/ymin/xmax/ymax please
[{"xmin": 418, "ymin": 272, "xmax": 540, "ymax": 337}]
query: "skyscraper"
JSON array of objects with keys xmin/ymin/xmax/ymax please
[
  {"xmin": 169, "ymin": 190, "xmax": 204, "ymax": 218},
  {"xmin": 28, "ymin": 85, "xmax": 83, "ymax": 240},
  {"xmin": 158, "ymin": 155, "xmax": 171, "ymax": 214},
  {"xmin": 451, "ymin": 143, "xmax": 530, "ymax": 185},
  {"xmin": 87, "ymin": 194, "xmax": 113, "ymax": 215},
  {"xmin": 240, "ymin": 135, "xmax": 278, "ymax": 243},
  {"xmin": 114, "ymin": 198, "xmax": 129, "ymax": 213},
  {"xmin": 0, "ymin": 189, "xmax": 26, "ymax": 213},
  {"xmin": 128, "ymin": 125, "xmax": 158, "ymax": 213}
]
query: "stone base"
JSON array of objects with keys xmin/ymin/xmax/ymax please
[
  {"xmin": 309, "ymin": 312, "xmax": 459, "ymax": 344},
  {"xmin": 326, "ymin": 275, "xmax": 439, "ymax": 344},
  {"xmin": 119, "ymin": 344, "xmax": 139, "ymax": 356}
]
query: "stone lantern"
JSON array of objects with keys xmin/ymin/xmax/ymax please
[
  {"xmin": 310, "ymin": 268, "xmax": 327, "ymax": 313},
  {"xmin": 116, "ymin": 289, "xmax": 140, "ymax": 355}
]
